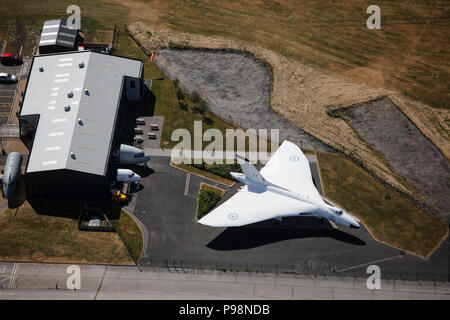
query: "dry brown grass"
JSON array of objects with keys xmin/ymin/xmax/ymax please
[
  {"xmin": 0, "ymin": 202, "xmax": 134, "ymax": 264},
  {"xmin": 128, "ymin": 22, "xmax": 449, "ymax": 198},
  {"xmin": 318, "ymin": 152, "xmax": 448, "ymax": 259}
]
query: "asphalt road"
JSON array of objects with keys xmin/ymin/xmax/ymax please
[
  {"xmin": 132, "ymin": 156, "xmax": 449, "ymax": 281},
  {"xmin": 0, "ymin": 262, "xmax": 449, "ymax": 300}
]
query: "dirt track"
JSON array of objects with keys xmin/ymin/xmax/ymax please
[
  {"xmin": 154, "ymin": 48, "xmax": 331, "ymax": 152},
  {"xmin": 342, "ymin": 97, "xmax": 450, "ymax": 216}
]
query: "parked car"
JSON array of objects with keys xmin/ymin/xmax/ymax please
[
  {"xmin": 0, "ymin": 53, "xmax": 23, "ymax": 65},
  {"xmin": 0, "ymin": 73, "xmax": 17, "ymax": 84}
]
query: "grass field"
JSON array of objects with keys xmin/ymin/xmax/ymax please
[
  {"xmin": 0, "ymin": 202, "xmax": 143, "ymax": 264},
  {"xmin": 110, "ymin": 209, "xmax": 144, "ymax": 262},
  {"xmin": 317, "ymin": 152, "xmax": 448, "ymax": 259},
  {"xmin": 197, "ymin": 183, "xmax": 226, "ymax": 220},
  {"xmin": 123, "ymin": 0, "xmax": 449, "ymax": 110},
  {"xmin": 2, "ymin": 0, "xmax": 446, "ymax": 108}
]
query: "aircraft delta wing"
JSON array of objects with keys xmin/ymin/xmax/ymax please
[{"xmin": 197, "ymin": 141, "xmax": 322, "ymax": 227}]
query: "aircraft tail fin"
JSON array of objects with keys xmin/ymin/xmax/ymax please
[{"xmin": 236, "ymin": 154, "xmax": 265, "ymax": 184}]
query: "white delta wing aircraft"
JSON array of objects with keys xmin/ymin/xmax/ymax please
[{"xmin": 198, "ymin": 140, "xmax": 360, "ymax": 229}]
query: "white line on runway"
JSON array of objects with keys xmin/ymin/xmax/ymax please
[
  {"xmin": 335, "ymin": 254, "xmax": 405, "ymax": 273},
  {"xmin": 8, "ymin": 263, "xmax": 18, "ymax": 288},
  {"xmin": 0, "ymin": 292, "xmax": 15, "ymax": 296},
  {"xmin": 0, "ymin": 277, "xmax": 10, "ymax": 285},
  {"xmin": 184, "ymin": 173, "xmax": 191, "ymax": 196}
]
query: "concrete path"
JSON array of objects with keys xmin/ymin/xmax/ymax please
[{"xmin": 0, "ymin": 262, "xmax": 448, "ymax": 300}]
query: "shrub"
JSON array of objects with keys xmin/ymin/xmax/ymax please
[
  {"xmin": 203, "ymin": 116, "xmax": 213, "ymax": 125},
  {"xmin": 192, "ymin": 163, "xmax": 242, "ymax": 180},
  {"xmin": 191, "ymin": 91, "xmax": 200, "ymax": 104},
  {"xmin": 193, "ymin": 99, "xmax": 207, "ymax": 114},
  {"xmin": 179, "ymin": 101, "xmax": 188, "ymax": 110},
  {"xmin": 176, "ymin": 87, "xmax": 185, "ymax": 101},
  {"xmin": 197, "ymin": 188, "xmax": 222, "ymax": 219}
]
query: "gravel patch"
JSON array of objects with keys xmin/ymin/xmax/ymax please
[
  {"xmin": 341, "ymin": 97, "xmax": 450, "ymax": 217},
  {"xmin": 153, "ymin": 48, "xmax": 332, "ymax": 152}
]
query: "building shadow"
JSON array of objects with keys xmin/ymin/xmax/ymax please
[
  {"xmin": 140, "ymin": 83, "xmax": 155, "ymax": 117},
  {"xmin": 7, "ymin": 174, "xmax": 26, "ymax": 209},
  {"xmin": 206, "ymin": 225, "xmax": 366, "ymax": 250},
  {"xmin": 28, "ymin": 199, "xmax": 122, "ymax": 220}
]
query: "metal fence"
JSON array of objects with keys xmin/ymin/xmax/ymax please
[{"xmin": 138, "ymin": 258, "xmax": 449, "ymax": 283}]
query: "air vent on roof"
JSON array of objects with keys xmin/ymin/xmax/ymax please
[
  {"xmin": 84, "ymin": 89, "xmax": 90, "ymax": 96},
  {"xmin": 64, "ymin": 105, "xmax": 71, "ymax": 112},
  {"xmin": 67, "ymin": 92, "xmax": 73, "ymax": 98},
  {"xmin": 39, "ymin": 67, "xmax": 44, "ymax": 72},
  {"xmin": 79, "ymin": 62, "xmax": 85, "ymax": 68},
  {"xmin": 77, "ymin": 118, "xmax": 83, "ymax": 125},
  {"xmin": 70, "ymin": 152, "xmax": 76, "ymax": 159}
]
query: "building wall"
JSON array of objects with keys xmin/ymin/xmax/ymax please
[
  {"xmin": 38, "ymin": 45, "xmax": 76, "ymax": 55},
  {"xmin": 125, "ymin": 76, "xmax": 141, "ymax": 101},
  {"xmin": 25, "ymin": 169, "xmax": 106, "ymax": 201}
]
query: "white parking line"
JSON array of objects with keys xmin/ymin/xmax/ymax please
[{"xmin": 184, "ymin": 174, "xmax": 191, "ymax": 196}]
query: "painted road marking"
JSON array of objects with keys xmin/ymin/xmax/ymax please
[
  {"xmin": 335, "ymin": 254, "xmax": 405, "ymax": 273},
  {"xmin": 8, "ymin": 263, "xmax": 19, "ymax": 288},
  {"xmin": 184, "ymin": 173, "xmax": 190, "ymax": 196}
]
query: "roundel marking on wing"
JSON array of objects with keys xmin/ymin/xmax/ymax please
[
  {"xmin": 227, "ymin": 213, "xmax": 239, "ymax": 221},
  {"xmin": 289, "ymin": 155, "xmax": 300, "ymax": 162}
]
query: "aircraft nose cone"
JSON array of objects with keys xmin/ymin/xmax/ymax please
[{"xmin": 349, "ymin": 220, "xmax": 360, "ymax": 229}]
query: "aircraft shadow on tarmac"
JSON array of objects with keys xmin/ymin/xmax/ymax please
[
  {"xmin": 206, "ymin": 219, "xmax": 366, "ymax": 250},
  {"xmin": 123, "ymin": 164, "xmax": 155, "ymax": 178}
]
